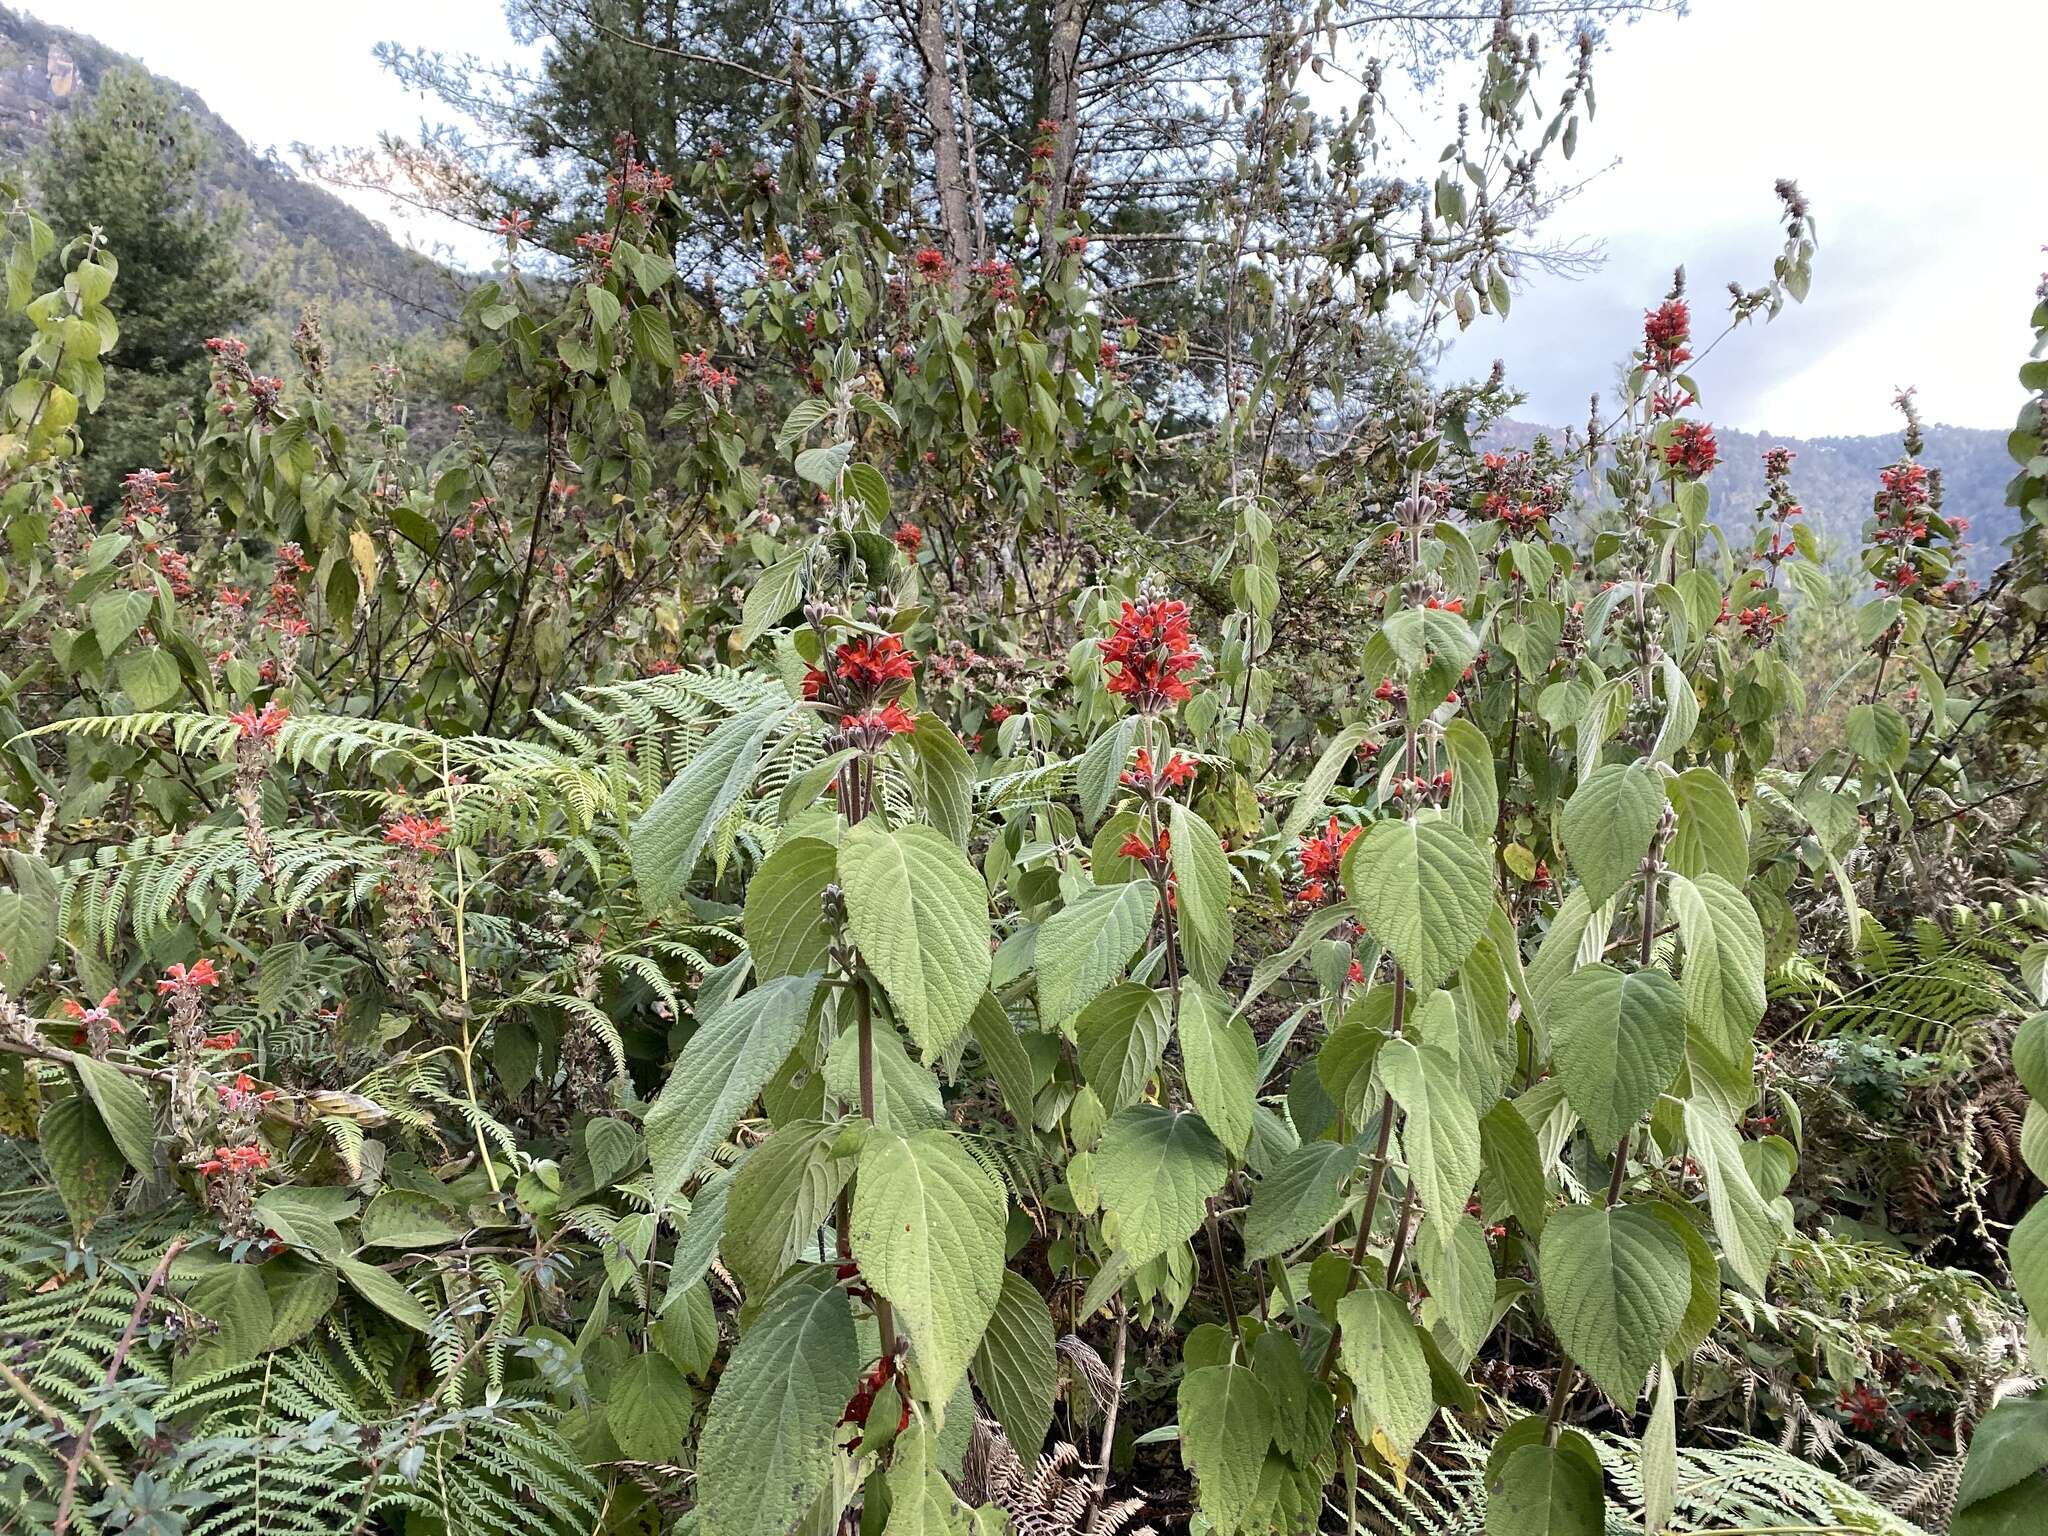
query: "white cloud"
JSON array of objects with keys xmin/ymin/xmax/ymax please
[{"xmin": 1431, "ymin": 0, "xmax": 2042, "ymax": 434}]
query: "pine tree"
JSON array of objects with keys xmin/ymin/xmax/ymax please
[{"xmin": 31, "ymin": 65, "xmax": 264, "ymax": 506}]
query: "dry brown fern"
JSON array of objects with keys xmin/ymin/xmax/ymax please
[{"xmin": 960, "ymin": 1417, "xmax": 1154, "ymax": 1536}]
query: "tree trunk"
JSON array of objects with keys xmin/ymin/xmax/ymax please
[
  {"xmin": 1040, "ymin": 0, "xmax": 1085, "ymax": 262},
  {"xmin": 915, "ymin": 0, "xmax": 975, "ymax": 279}
]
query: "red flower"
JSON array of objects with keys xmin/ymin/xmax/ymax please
[
  {"xmin": 229, "ymin": 702, "xmax": 289, "ymax": 742},
  {"xmin": 200, "ymin": 1030, "xmax": 241, "ymax": 1051},
  {"xmin": 989, "ymin": 704, "xmax": 1011, "ymax": 724},
  {"xmin": 384, "ymin": 815, "xmax": 447, "ymax": 855},
  {"xmin": 1665, "ymin": 421, "xmax": 1719, "ymax": 479},
  {"xmin": 1347, "ymin": 960, "xmax": 1365, "ymax": 985},
  {"xmin": 1119, "ymin": 828, "xmax": 1169, "ymax": 862},
  {"xmin": 1643, "ymin": 300, "xmax": 1691, "ymax": 370},
  {"xmin": 834, "ymin": 634, "xmax": 917, "ymax": 691},
  {"xmin": 1121, "ymin": 747, "xmax": 1196, "ymax": 793},
  {"xmin": 157, "ymin": 960, "xmax": 222, "ymax": 995},
  {"xmin": 913, "ymin": 248, "xmax": 948, "ymax": 281},
  {"xmin": 1298, "ymin": 816, "xmax": 1360, "ymax": 884},
  {"xmin": 843, "ymin": 702, "xmax": 919, "ymax": 739},
  {"xmin": 894, "ymin": 522, "xmax": 924, "ymax": 554},
  {"xmin": 1099, "ymin": 593, "xmax": 1201, "ymax": 713},
  {"xmin": 62, "ymin": 989, "xmax": 120, "ymax": 1020},
  {"xmin": 1838, "ymin": 1384, "xmax": 1889, "ymax": 1434}
]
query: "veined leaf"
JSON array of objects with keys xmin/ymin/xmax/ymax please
[
  {"xmin": 1095, "ymin": 1105, "xmax": 1229, "ymax": 1267},
  {"xmin": 840, "ymin": 819, "xmax": 990, "ymax": 1057},
  {"xmin": 1537, "ymin": 1203, "xmax": 1690, "ymax": 1407},
  {"xmin": 647, "ymin": 973, "xmax": 821, "ymax": 1208},
  {"xmin": 851, "ymin": 1129, "xmax": 1006, "ymax": 1401},
  {"xmin": 1547, "ymin": 963, "xmax": 1686, "ymax": 1148},
  {"xmin": 1343, "ymin": 810, "xmax": 1494, "ymax": 992}
]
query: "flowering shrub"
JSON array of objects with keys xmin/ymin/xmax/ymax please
[{"xmin": 0, "ymin": 30, "xmax": 2044, "ymax": 1536}]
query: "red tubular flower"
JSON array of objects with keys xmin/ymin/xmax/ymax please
[
  {"xmin": 1099, "ymin": 593, "xmax": 1201, "ymax": 713},
  {"xmin": 893, "ymin": 522, "xmax": 924, "ymax": 554},
  {"xmin": 1665, "ymin": 421, "xmax": 1719, "ymax": 479},
  {"xmin": 1346, "ymin": 960, "xmax": 1365, "ymax": 985},
  {"xmin": 1642, "ymin": 299, "xmax": 1691, "ymax": 370},
  {"xmin": 1298, "ymin": 816, "xmax": 1360, "ymax": 885},
  {"xmin": 834, "ymin": 635, "xmax": 917, "ymax": 691},
  {"xmin": 157, "ymin": 960, "xmax": 222, "ymax": 995},
  {"xmin": 384, "ymin": 815, "xmax": 448, "ymax": 855},
  {"xmin": 200, "ymin": 1030, "xmax": 241, "ymax": 1051},
  {"xmin": 229, "ymin": 702, "xmax": 289, "ymax": 742},
  {"xmin": 1121, "ymin": 747, "xmax": 1196, "ymax": 793},
  {"xmin": 62, "ymin": 989, "xmax": 121, "ymax": 1023},
  {"xmin": 913, "ymin": 248, "xmax": 948, "ymax": 281},
  {"xmin": 1119, "ymin": 828, "xmax": 1169, "ymax": 862}
]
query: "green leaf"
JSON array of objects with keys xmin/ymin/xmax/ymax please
[
  {"xmin": 851, "ymin": 1129, "xmax": 1007, "ymax": 1401},
  {"xmin": 1336, "ymin": 1287, "xmax": 1434, "ymax": 1455},
  {"xmin": 1666, "ymin": 873, "xmax": 1766, "ymax": 1106},
  {"xmin": 971, "ymin": 1271, "xmax": 1058, "ymax": 1461},
  {"xmin": 2011, "ymin": 1200, "xmax": 2048, "ymax": 1324},
  {"xmin": 1178, "ymin": 982, "xmax": 1258, "ymax": 1159},
  {"xmin": 584, "ymin": 282, "xmax": 621, "ymax": 332},
  {"xmin": 40, "ymin": 1093, "xmax": 122, "ymax": 1235},
  {"xmin": 1076, "ymin": 715, "xmax": 1137, "ymax": 829},
  {"xmin": 825, "ymin": 1018, "xmax": 944, "ymax": 1132},
  {"xmin": 262, "ymin": 1256, "xmax": 338, "ymax": 1351},
  {"xmin": 1846, "ymin": 700, "xmax": 1910, "ymax": 771},
  {"xmin": 1680, "ymin": 1100, "xmax": 1785, "ymax": 1292},
  {"xmin": 1538, "ymin": 1204, "xmax": 1690, "ymax": 1406},
  {"xmin": 1075, "ymin": 983, "xmax": 1170, "ymax": 1113},
  {"xmin": 117, "ymin": 648, "xmax": 183, "ymax": 710},
  {"xmin": 359, "ymin": 1189, "xmax": 470, "ymax": 1249},
  {"xmin": 608, "ymin": 1352, "xmax": 697, "ymax": 1463},
  {"xmin": 71, "ymin": 1056, "xmax": 156, "ymax": 1174},
  {"xmin": 1665, "ymin": 768, "xmax": 1748, "ymax": 884},
  {"xmin": 1177, "ymin": 1364, "xmax": 1274, "ymax": 1535},
  {"xmin": 903, "ymin": 714, "xmax": 975, "ymax": 848},
  {"xmin": 253, "ymin": 1188, "xmax": 350, "ymax": 1262},
  {"xmin": 794, "ymin": 440, "xmax": 855, "ymax": 487},
  {"xmin": 1559, "ymin": 763, "xmax": 1663, "ymax": 909},
  {"xmin": 967, "ymin": 992, "xmax": 1036, "ymax": 1123},
  {"xmin": 2013, "ymin": 1012, "xmax": 2048, "ymax": 1103},
  {"xmin": 1036, "ymin": 880, "xmax": 1158, "ymax": 1029},
  {"xmin": 1484, "ymin": 1442, "xmax": 1604, "ymax": 1536},
  {"xmin": 1547, "ymin": 964, "xmax": 1686, "ymax": 1149},
  {"xmin": 884, "ymin": 1419, "xmax": 975, "ymax": 1533},
  {"xmin": 1168, "ymin": 805, "xmax": 1234, "ymax": 985},
  {"xmin": 1379, "ymin": 1036, "xmax": 1481, "ymax": 1234},
  {"xmin": 1478, "ymin": 1099, "xmax": 1549, "ymax": 1238},
  {"xmin": 738, "ymin": 551, "xmax": 807, "ymax": 647},
  {"xmin": 1095, "ymin": 1105, "xmax": 1229, "ymax": 1267},
  {"xmin": 0, "ymin": 850, "xmax": 59, "ymax": 995},
  {"xmin": 1443, "ymin": 718, "xmax": 1500, "ymax": 840},
  {"xmin": 632, "ymin": 701, "xmax": 793, "ymax": 910},
  {"xmin": 1278, "ymin": 722, "xmax": 1372, "ymax": 844},
  {"xmin": 840, "ymin": 820, "xmax": 991, "ymax": 1058},
  {"xmin": 1643, "ymin": 1359, "xmax": 1677, "ymax": 1534},
  {"xmin": 1343, "ymin": 811, "xmax": 1494, "ymax": 991},
  {"xmin": 744, "ymin": 837, "xmax": 838, "ymax": 980},
  {"xmin": 1417, "ymin": 1213, "xmax": 1496, "ymax": 1359},
  {"xmin": 724, "ymin": 1119, "xmax": 858, "ymax": 1294},
  {"xmin": 91, "ymin": 588, "xmax": 151, "ymax": 655},
  {"xmin": 1243, "ymin": 1140, "xmax": 1359, "ymax": 1262},
  {"xmin": 178, "ymin": 1262, "xmax": 275, "ymax": 1380},
  {"xmin": 1956, "ymin": 1393, "xmax": 2048, "ymax": 1523},
  {"xmin": 338, "ymin": 1256, "xmax": 435, "ymax": 1333},
  {"xmin": 647, "ymin": 973, "xmax": 821, "ymax": 1207},
  {"xmin": 696, "ymin": 1268, "xmax": 859, "ymax": 1536}
]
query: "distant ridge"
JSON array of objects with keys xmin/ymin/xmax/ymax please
[
  {"xmin": 0, "ymin": 5, "xmax": 459, "ymax": 347},
  {"xmin": 1486, "ymin": 418, "xmax": 2019, "ymax": 572}
]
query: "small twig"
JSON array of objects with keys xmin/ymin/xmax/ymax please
[{"xmin": 54, "ymin": 1239, "xmax": 187, "ymax": 1533}]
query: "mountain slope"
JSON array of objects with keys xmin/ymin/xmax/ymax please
[
  {"xmin": 1488, "ymin": 419, "xmax": 2020, "ymax": 572},
  {"xmin": 0, "ymin": 6, "xmax": 460, "ymax": 348}
]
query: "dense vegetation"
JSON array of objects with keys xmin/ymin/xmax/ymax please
[{"xmin": 0, "ymin": 4, "xmax": 2045, "ymax": 1535}]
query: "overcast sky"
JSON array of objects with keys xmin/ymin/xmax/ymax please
[{"xmin": 20, "ymin": 0, "xmax": 2042, "ymax": 437}]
